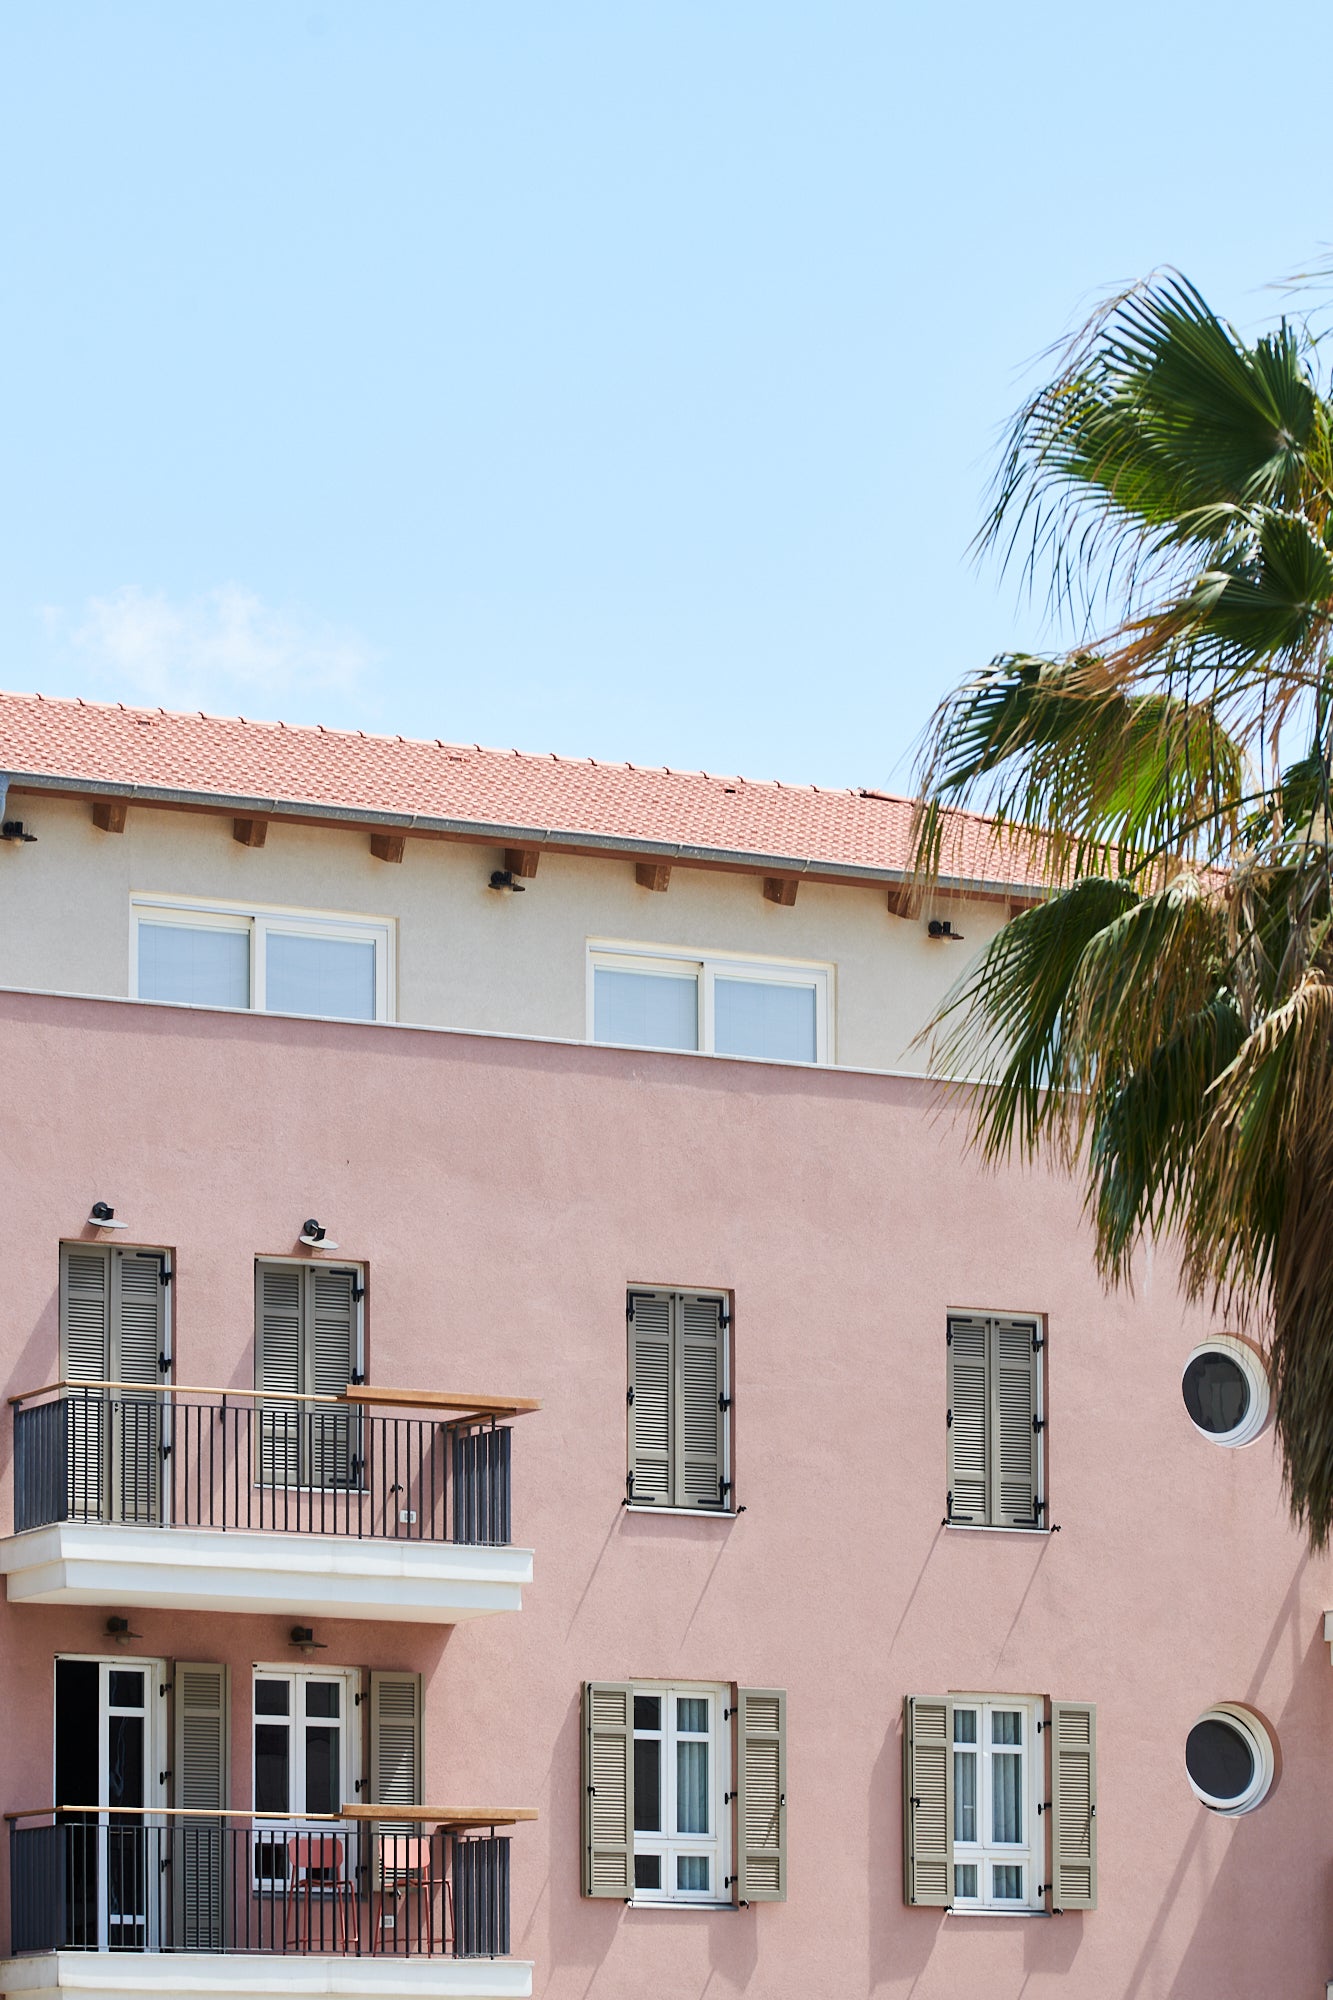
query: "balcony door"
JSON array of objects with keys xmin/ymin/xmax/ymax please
[
  {"xmin": 59, "ymin": 1244, "xmax": 170, "ymax": 1524},
  {"xmin": 55, "ymin": 1657, "xmax": 167, "ymax": 1950}
]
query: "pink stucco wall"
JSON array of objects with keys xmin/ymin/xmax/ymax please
[{"xmin": 2, "ymin": 988, "xmax": 1331, "ymax": 1999}]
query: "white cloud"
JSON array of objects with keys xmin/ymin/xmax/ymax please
[{"xmin": 58, "ymin": 584, "xmax": 376, "ymax": 716}]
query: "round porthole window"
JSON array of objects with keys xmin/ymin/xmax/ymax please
[
  {"xmin": 1185, "ymin": 1704, "xmax": 1275, "ymax": 1814},
  {"xmin": 1181, "ymin": 1335, "xmax": 1270, "ymax": 1447}
]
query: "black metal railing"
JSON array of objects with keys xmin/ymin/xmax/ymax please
[
  {"xmin": 8, "ymin": 1813, "xmax": 511, "ymax": 1960},
  {"xmin": 12, "ymin": 1389, "xmax": 517, "ymax": 1546}
]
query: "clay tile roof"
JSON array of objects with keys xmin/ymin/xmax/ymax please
[{"xmin": 0, "ymin": 690, "xmax": 1040, "ymax": 889}]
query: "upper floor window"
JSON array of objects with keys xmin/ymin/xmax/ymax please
[
  {"xmin": 132, "ymin": 898, "xmax": 393, "ymax": 1022},
  {"xmin": 946, "ymin": 1313, "xmax": 1045, "ymax": 1530},
  {"xmin": 589, "ymin": 945, "xmax": 830, "ymax": 1064},
  {"xmin": 255, "ymin": 1260, "xmax": 363, "ymax": 1490},
  {"xmin": 627, "ymin": 1289, "xmax": 731, "ymax": 1512}
]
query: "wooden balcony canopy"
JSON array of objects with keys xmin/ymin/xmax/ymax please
[{"xmin": 9, "ymin": 1379, "xmax": 540, "ymax": 1420}]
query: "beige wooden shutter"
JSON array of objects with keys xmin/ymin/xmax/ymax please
[
  {"xmin": 947, "ymin": 1318, "xmax": 988, "ymax": 1523},
  {"xmin": 992, "ymin": 1319, "xmax": 1041, "ymax": 1528},
  {"xmin": 627, "ymin": 1293, "xmax": 673, "ymax": 1505},
  {"xmin": 903, "ymin": 1695, "xmax": 952, "ymax": 1906},
  {"xmin": 1048, "ymin": 1701, "xmax": 1097, "ymax": 1911},
  {"xmin": 60, "ymin": 1245, "xmax": 111, "ymax": 1519},
  {"xmin": 309, "ymin": 1267, "xmax": 358, "ymax": 1487},
  {"xmin": 113, "ymin": 1253, "xmax": 165, "ymax": 1524},
  {"xmin": 581, "ymin": 1682, "xmax": 634, "ymax": 1897},
  {"xmin": 255, "ymin": 1262, "xmax": 303, "ymax": 1487},
  {"xmin": 733, "ymin": 1687, "xmax": 786, "ymax": 1903},
  {"xmin": 173, "ymin": 1662, "xmax": 229, "ymax": 1950},
  {"xmin": 370, "ymin": 1671, "xmax": 424, "ymax": 1818},
  {"xmin": 677, "ymin": 1295, "xmax": 727, "ymax": 1509}
]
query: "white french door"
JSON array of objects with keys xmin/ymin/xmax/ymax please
[{"xmin": 55, "ymin": 1657, "xmax": 167, "ymax": 1950}]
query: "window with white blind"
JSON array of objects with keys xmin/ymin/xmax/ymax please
[
  {"xmin": 589, "ymin": 946, "xmax": 830, "ymax": 1064},
  {"xmin": 626, "ymin": 1290, "xmax": 731, "ymax": 1511},
  {"xmin": 133, "ymin": 898, "xmax": 393, "ymax": 1021},
  {"xmin": 946, "ymin": 1313, "xmax": 1045, "ymax": 1529},
  {"xmin": 254, "ymin": 1261, "xmax": 363, "ymax": 1490}
]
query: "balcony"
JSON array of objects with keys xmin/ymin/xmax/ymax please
[
  {"xmin": 1, "ymin": 1807, "xmax": 534, "ymax": 2000},
  {"xmin": 0, "ymin": 1384, "xmax": 536, "ymax": 1624}
]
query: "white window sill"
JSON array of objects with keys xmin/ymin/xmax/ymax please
[
  {"xmin": 627, "ymin": 1900, "xmax": 733, "ymax": 1912},
  {"xmin": 946, "ymin": 1907, "xmax": 1048, "ymax": 1918},
  {"xmin": 943, "ymin": 1522, "xmax": 1051, "ymax": 1537},
  {"xmin": 624, "ymin": 1505, "xmax": 739, "ymax": 1520}
]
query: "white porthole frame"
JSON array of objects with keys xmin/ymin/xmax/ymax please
[
  {"xmin": 1181, "ymin": 1334, "xmax": 1270, "ymax": 1449},
  {"xmin": 1185, "ymin": 1703, "xmax": 1275, "ymax": 1815}
]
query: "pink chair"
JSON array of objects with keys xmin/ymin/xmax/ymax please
[
  {"xmin": 285, "ymin": 1833, "xmax": 358, "ymax": 1951},
  {"xmin": 373, "ymin": 1833, "xmax": 452, "ymax": 1954}
]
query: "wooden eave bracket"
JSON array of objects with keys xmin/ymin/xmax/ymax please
[
  {"xmin": 505, "ymin": 846, "xmax": 540, "ymax": 878},
  {"xmin": 371, "ymin": 832, "xmax": 407, "ymax": 864},
  {"xmin": 91, "ymin": 800, "xmax": 127, "ymax": 834},
  {"xmin": 233, "ymin": 816, "xmax": 269, "ymax": 848},
  {"xmin": 762, "ymin": 875, "xmax": 798, "ymax": 906},
  {"xmin": 635, "ymin": 861, "xmax": 671, "ymax": 893}
]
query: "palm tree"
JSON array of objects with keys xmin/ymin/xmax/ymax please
[{"xmin": 911, "ymin": 271, "xmax": 1333, "ymax": 1545}]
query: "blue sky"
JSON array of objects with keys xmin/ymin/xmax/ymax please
[{"xmin": 3, "ymin": 1, "xmax": 1329, "ymax": 792}]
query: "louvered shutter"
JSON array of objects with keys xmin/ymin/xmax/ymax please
[
  {"xmin": 256, "ymin": 1263, "xmax": 304, "ymax": 1487},
  {"xmin": 947, "ymin": 1318, "xmax": 988, "ymax": 1523},
  {"xmin": 370, "ymin": 1671, "xmax": 423, "ymax": 1821},
  {"xmin": 60, "ymin": 1246, "xmax": 111, "ymax": 1520},
  {"xmin": 678, "ymin": 1296, "xmax": 726, "ymax": 1509},
  {"xmin": 627, "ymin": 1294, "xmax": 672, "ymax": 1504},
  {"xmin": 1048, "ymin": 1702, "xmax": 1097, "ymax": 1911},
  {"xmin": 309, "ymin": 1267, "xmax": 358, "ymax": 1488},
  {"xmin": 113, "ymin": 1254, "xmax": 164, "ymax": 1524},
  {"xmin": 734, "ymin": 1687, "xmax": 786, "ymax": 1903},
  {"xmin": 173, "ymin": 1663, "xmax": 229, "ymax": 1950},
  {"xmin": 992, "ymin": 1320, "xmax": 1041, "ymax": 1528},
  {"xmin": 580, "ymin": 1682, "xmax": 634, "ymax": 1897},
  {"xmin": 903, "ymin": 1695, "xmax": 952, "ymax": 1906}
]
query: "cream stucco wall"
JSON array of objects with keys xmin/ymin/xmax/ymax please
[{"xmin": 0, "ymin": 793, "xmax": 1010, "ymax": 1071}]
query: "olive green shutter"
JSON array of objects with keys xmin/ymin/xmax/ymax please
[
  {"xmin": 173, "ymin": 1662, "xmax": 229, "ymax": 1949},
  {"xmin": 370, "ymin": 1671, "xmax": 424, "ymax": 1819},
  {"xmin": 309, "ymin": 1267, "xmax": 358, "ymax": 1487},
  {"xmin": 60, "ymin": 1246, "xmax": 111, "ymax": 1519},
  {"xmin": 903, "ymin": 1695, "xmax": 952, "ymax": 1906},
  {"xmin": 627, "ymin": 1294, "xmax": 672, "ymax": 1504},
  {"xmin": 581, "ymin": 1682, "xmax": 634, "ymax": 1897},
  {"xmin": 733, "ymin": 1687, "xmax": 786, "ymax": 1903},
  {"xmin": 678, "ymin": 1296, "xmax": 726, "ymax": 1509},
  {"xmin": 114, "ymin": 1253, "xmax": 164, "ymax": 1524},
  {"xmin": 992, "ymin": 1319, "xmax": 1041, "ymax": 1528},
  {"xmin": 256, "ymin": 1262, "xmax": 303, "ymax": 1487},
  {"xmin": 1048, "ymin": 1702, "xmax": 1097, "ymax": 1911},
  {"xmin": 946, "ymin": 1318, "xmax": 988, "ymax": 1523}
]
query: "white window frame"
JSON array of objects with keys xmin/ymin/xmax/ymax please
[
  {"xmin": 131, "ymin": 896, "xmax": 395, "ymax": 1022},
  {"xmin": 949, "ymin": 1696, "xmax": 1042, "ymax": 1913},
  {"xmin": 252, "ymin": 1665, "xmax": 360, "ymax": 1891},
  {"xmin": 631, "ymin": 1682, "xmax": 730, "ymax": 1906},
  {"xmin": 587, "ymin": 941, "xmax": 832, "ymax": 1064}
]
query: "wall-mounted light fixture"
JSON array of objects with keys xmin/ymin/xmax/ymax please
[
  {"xmin": 298, "ymin": 1218, "xmax": 339, "ymax": 1249},
  {"xmin": 106, "ymin": 1615, "xmax": 141, "ymax": 1648},
  {"xmin": 290, "ymin": 1626, "xmax": 327, "ymax": 1657},
  {"xmin": 488, "ymin": 870, "xmax": 526, "ymax": 893},
  {"xmin": 88, "ymin": 1202, "xmax": 128, "ymax": 1230},
  {"xmin": 1, "ymin": 821, "xmax": 36, "ymax": 844},
  {"xmin": 927, "ymin": 919, "xmax": 965, "ymax": 941}
]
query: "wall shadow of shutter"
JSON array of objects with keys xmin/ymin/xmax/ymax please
[
  {"xmin": 628, "ymin": 1296, "xmax": 672, "ymax": 1503},
  {"xmin": 173, "ymin": 1663, "xmax": 229, "ymax": 1950},
  {"xmin": 580, "ymin": 1683, "xmax": 633, "ymax": 1898},
  {"xmin": 903, "ymin": 1695, "xmax": 952, "ymax": 1906}
]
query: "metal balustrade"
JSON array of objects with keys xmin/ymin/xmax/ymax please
[
  {"xmin": 11, "ymin": 1385, "xmax": 524, "ymax": 1547},
  {"xmin": 7, "ymin": 1810, "xmax": 512, "ymax": 1960}
]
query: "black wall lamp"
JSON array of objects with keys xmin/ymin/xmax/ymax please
[
  {"xmin": 291, "ymin": 1626, "xmax": 327, "ymax": 1656},
  {"xmin": 106, "ymin": 1615, "xmax": 142, "ymax": 1648},
  {"xmin": 927, "ymin": 919, "xmax": 965, "ymax": 941},
  {"xmin": 88, "ymin": 1202, "xmax": 128, "ymax": 1230},
  {"xmin": 489, "ymin": 869, "xmax": 526, "ymax": 893},
  {"xmin": 298, "ymin": 1218, "xmax": 339, "ymax": 1248}
]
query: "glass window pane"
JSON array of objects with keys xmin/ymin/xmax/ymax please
[
  {"xmin": 633, "ymin": 1696, "xmax": 661, "ymax": 1732},
  {"xmin": 633, "ymin": 1854, "xmax": 661, "ymax": 1890},
  {"xmin": 304, "ymin": 1725, "xmax": 340, "ymax": 1814},
  {"xmin": 1185, "ymin": 1717, "xmax": 1254, "ymax": 1800},
  {"xmin": 991, "ymin": 1711, "xmax": 1022, "ymax": 1747},
  {"xmin": 254, "ymin": 1725, "xmax": 290, "ymax": 1814},
  {"xmin": 305, "ymin": 1682, "xmax": 340, "ymax": 1719},
  {"xmin": 265, "ymin": 931, "xmax": 376, "ymax": 1021},
  {"xmin": 953, "ymin": 1750, "xmax": 977, "ymax": 1843},
  {"xmin": 713, "ymin": 978, "xmax": 817, "ymax": 1062},
  {"xmin": 676, "ymin": 1740, "xmax": 709, "ymax": 1834},
  {"xmin": 138, "ymin": 921, "xmax": 250, "ymax": 1008},
  {"xmin": 992, "ymin": 1864, "xmax": 1024, "ymax": 1900},
  {"xmin": 954, "ymin": 1863, "xmax": 978, "ymax": 1899},
  {"xmin": 1182, "ymin": 1352, "xmax": 1250, "ymax": 1434},
  {"xmin": 633, "ymin": 1739, "xmax": 662, "ymax": 1832},
  {"xmin": 953, "ymin": 1709, "xmax": 978, "ymax": 1744},
  {"xmin": 255, "ymin": 1681, "xmax": 290, "ymax": 1716},
  {"xmin": 107, "ymin": 1716, "xmax": 144, "ymax": 1809},
  {"xmin": 992, "ymin": 1754, "xmax": 1023, "ymax": 1843},
  {"xmin": 676, "ymin": 1698, "xmax": 708, "ymax": 1734},
  {"xmin": 677, "ymin": 1855, "xmax": 710, "ymax": 1892},
  {"xmin": 108, "ymin": 1671, "xmax": 145, "ymax": 1710},
  {"xmin": 594, "ymin": 968, "xmax": 698, "ymax": 1050}
]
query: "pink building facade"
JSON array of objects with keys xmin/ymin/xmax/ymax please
[{"xmin": 0, "ymin": 695, "xmax": 1330, "ymax": 1999}]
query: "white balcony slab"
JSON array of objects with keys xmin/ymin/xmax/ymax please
[
  {"xmin": 0, "ymin": 1523, "xmax": 533, "ymax": 1624},
  {"xmin": 0, "ymin": 1953, "xmax": 532, "ymax": 2000}
]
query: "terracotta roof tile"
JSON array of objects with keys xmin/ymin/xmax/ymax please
[{"xmin": 0, "ymin": 690, "xmax": 1038, "ymax": 888}]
